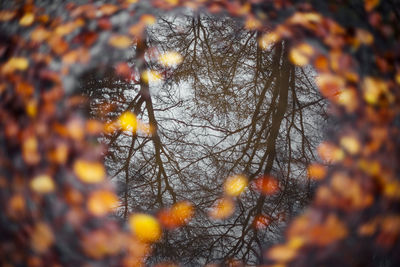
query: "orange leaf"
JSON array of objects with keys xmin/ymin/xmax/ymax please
[
  {"xmin": 209, "ymin": 197, "xmax": 235, "ymax": 220},
  {"xmin": 109, "ymin": 35, "xmax": 131, "ymax": 49},
  {"xmin": 158, "ymin": 201, "xmax": 194, "ymax": 229},
  {"xmin": 31, "ymin": 223, "xmax": 54, "ymax": 253},
  {"xmin": 87, "ymin": 190, "xmax": 119, "ymax": 216},
  {"xmin": 266, "ymin": 245, "xmax": 297, "ymax": 262},
  {"xmin": 365, "ymin": 0, "xmax": 380, "ymax": 12},
  {"xmin": 315, "ymin": 73, "xmax": 345, "ymax": 100},
  {"xmin": 307, "ymin": 163, "xmax": 327, "ymax": 180},
  {"xmin": 310, "ymin": 214, "xmax": 348, "ymax": 245},
  {"xmin": 253, "ymin": 215, "xmax": 272, "ymax": 229},
  {"xmin": 253, "ymin": 175, "xmax": 279, "ymax": 195},
  {"xmin": 129, "ymin": 213, "xmax": 162, "ymax": 243}
]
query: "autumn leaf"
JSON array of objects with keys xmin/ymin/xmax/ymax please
[
  {"xmin": 253, "ymin": 175, "xmax": 279, "ymax": 195},
  {"xmin": 362, "ymin": 77, "xmax": 393, "ymax": 105},
  {"xmin": 253, "ymin": 215, "xmax": 272, "ymax": 230},
  {"xmin": 340, "ymin": 135, "xmax": 361, "ymax": 155},
  {"xmin": 209, "ymin": 197, "xmax": 235, "ymax": 220},
  {"xmin": 224, "ymin": 174, "xmax": 248, "ymax": 197},
  {"xmin": 73, "ymin": 160, "xmax": 106, "ymax": 183},
  {"xmin": 119, "ymin": 111, "xmax": 138, "ymax": 132},
  {"xmin": 129, "ymin": 213, "xmax": 162, "ymax": 243},
  {"xmin": 23, "ymin": 136, "xmax": 40, "ymax": 165},
  {"xmin": 30, "ymin": 174, "xmax": 55, "ymax": 194},
  {"xmin": 31, "ymin": 223, "xmax": 54, "ymax": 253},
  {"xmin": 317, "ymin": 142, "xmax": 344, "ymax": 163},
  {"xmin": 307, "ymin": 163, "xmax": 327, "ymax": 180},
  {"xmin": 19, "ymin": 13, "xmax": 35, "ymax": 26},
  {"xmin": 158, "ymin": 51, "xmax": 183, "ymax": 67},
  {"xmin": 289, "ymin": 43, "xmax": 314, "ymax": 66},
  {"xmin": 365, "ymin": 0, "xmax": 380, "ymax": 12},
  {"xmin": 2, "ymin": 57, "xmax": 29, "ymax": 73},
  {"xmin": 141, "ymin": 70, "xmax": 162, "ymax": 83},
  {"xmin": 87, "ymin": 190, "xmax": 119, "ymax": 216},
  {"xmin": 259, "ymin": 32, "xmax": 280, "ymax": 50},
  {"xmin": 0, "ymin": 10, "xmax": 16, "ymax": 21},
  {"xmin": 108, "ymin": 35, "xmax": 132, "ymax": 49},
  {"xmin": 266, "ymin": 245, "xmax": 297, "ymax": 262},
  {"xmin": 158, "ymin": 201, "xmax": 194, "ymax": 229}
]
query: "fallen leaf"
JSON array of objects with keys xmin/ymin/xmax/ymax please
[
  {"xmin": 73, "ymin": 160, "xmax": 105, "ymax": 183},
  {"xmin": 129, "ymin": 213, "xmax": 162, "ymax": 243}
]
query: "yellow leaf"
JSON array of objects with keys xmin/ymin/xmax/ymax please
[
  {"xmin": 337, "ymin": 87, "xmax": 358, "ymax": 112},
  {"xmin": 384, "ymin": 181, "xmax": 400, "ymax": 199},
  {"xmin": 259, "ymin": 32, "xmax": 280, "ymax": 50},
  {"xmin": 73, "ymin": 160, "xmax": 105, "ymax": 183},
  {"xmin": 19, "ymin": 13, "xmax": 35, "ymax": 26},
  {"xmin": 224, "ymin": 175, "xmax": 247, "ymax": 197},
  {"xmin": 141, "ymin": 70, "xmax": 162, "ymax": 83},
  {"xmin": 245, "ymin": 15, "xmax": 262, "ymax": 30},
  {"xmin": 289, "ymin": 43, "xmax": 314, "ymax": 66},
  {"xmin": 129, "ymin": 213, "xmax": 161, "ymax": 243},
  {"xmin": 88, "ymin": 190, "xmax": 119, "ymax": 216},
  {"xmin": 340, "ymin": 135, "xmax": 361, "ymax": 155},
  {"xmin": 30, "ymin": 174, "xmax": 55, "ymax": 194},
  {"xmin": 119, "ymin": 111, "xmax": 137, "ymax": 132},
  {"xmin": 26, "ymin": 99, "xmax": 38, "ymax": 117},
  {"xmin": 99, "ymin": 4, "xmax": 119, "ymax": 16},
  {"xmin": 140, "ymin": 14, "xmax": 156, "ymax": 25},
  {"xmin": 356, "ymin": 29, "xmax": 374, "ymax": 45},
  {"xmin": 267, "ymin": 245, "xmax": 297, "ymax": 262},
  {"xmin": 23, "ymin": 136, "xmax": 40, "ymax": 165},
  {"xmin": 108, "ymin": 35, "xmax": 131, "ymax": 49},
  {"xmin": 288, "ymin": 237, "xmax": 306, "ymax": 249},
  {"xmin": 362, "ymin": 77, "xmax": 392, "ymax": 105},
  {"xmin": 396, "ymin": 72, "xmax": 400, "ymax": 85},
  {"xmin": 289, "ymin": 12, "xmax": 322, "ymax": 25},
  {"xmin": 158, "ymin": 51, "xmax": 183, "ymax": 67},
  {"xmin": 2, "ymin": 57, "xmax": 29, "ymax": 73}
]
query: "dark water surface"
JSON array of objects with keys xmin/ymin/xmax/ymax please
[{"xmin": 80, "ymin": 13, "xmax": 326, "ymax": 266}]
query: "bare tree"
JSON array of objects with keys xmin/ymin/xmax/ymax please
[{"xmin": 79, "ymin": 12, "xmax": 327, "ymax": 265}]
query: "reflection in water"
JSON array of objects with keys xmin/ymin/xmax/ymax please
[{"xmin": 79, "ymin": 13, "xmax": 327, "ymax": 266}]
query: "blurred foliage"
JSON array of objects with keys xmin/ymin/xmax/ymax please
[{"xmin": 0, "ymin": 0, "xmax": 400, "ymax": 266}]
